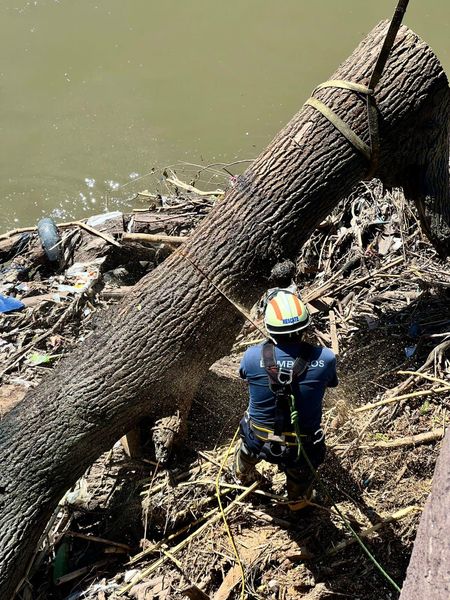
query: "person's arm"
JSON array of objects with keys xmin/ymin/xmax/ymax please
[
  {"xmin": 327, "ymin": 354, "xmax": 338, "ymax": 387},
  {"xmin": 239, "ymin": 353, "xmax": 248, "ymax": 380}
]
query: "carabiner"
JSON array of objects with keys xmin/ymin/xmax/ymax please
[
  {"xmin": 313, "ymin": 428, "xmax": 325, "ymax": 445},
  {"xmin": 277, "ymin": 368, "xmax": 293, "ymax": 385}
]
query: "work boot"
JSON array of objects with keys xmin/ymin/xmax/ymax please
[
  {"xmin": 286, "ymin": 477, "xmax": 315, "ymax": 512},
  {"xmin": 232, "ymin": 441, "xmax": 261, "ymax": 486},
  {"xmin": 287, "ymin": 488, "xmax": 317, "ymax": 512}
]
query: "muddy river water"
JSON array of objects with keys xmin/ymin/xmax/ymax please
[{"xmin": 1, "ymin": 1, "xmax": 448, "ymax": 228}]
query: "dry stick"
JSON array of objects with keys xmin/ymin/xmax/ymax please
[
  {"xmin": 334, "ymin": 429, "xmax": 444, "ymax": 451},
  {"xmin": 397, "ymin": 370, "xmax": 450, "ymax": 389},
  {"xmin": 64, "ymin": 531, "xmax": 132, "ymax": 551},
  {"xmin": 160, "ymin": 548, "xmax": 185, "ymax": 571},
  {"xmin": 137, "ymin": 481, "xmax": 255, "ymax": 563},
  {"xmin": 171, "ymin": 493, "xmax": 221, "ymax": 522},
  {"xmin": 334, "ymin": 256, "xmax": 404, "ymax": 295},
  {"xmin": 121, "ymin": 232, "xmax": 187, "ymax": 245},
  {"xmin": 329, "ymin": 309, "xmax": 339, "ymax": 355},
  {"xmin": 354, "ymin": 386, "xmax": 450, "ymax": 413},
  {"xmin": 20, "ymin": 291, "xmax": 70, "ymax": 308},
  {"xmin": 0, "ymin": 296, "xmax": 80, "ymax": 380},
  {"xmin": 118, "ymin": 482, "xmax": 259, "ymax": 596},
  {"xmin": 362, "ymin": 428, "xmax": 444, "ymax": 449},
  {"xmin": 394, "ymin": 464, "xmax": 408, "ymax": 484},
  {"xmin": 139, "ymin": 450, "xmax": 228, "ymax": 497},
  {"xmin": 0, "ymin": 226, "xmax": 38, "ymax": 240},
  {"xmin": 134, "ymin": 191, "xmax": 158, "ymax": 200},
  {"xmin": 234, "ymin": 337, "xmax": 266, "ymax": 351},
  {"xmin": 303, "ymin": 272, "xmax": 343, "ymax": 304},
  {"xmin": 327, "ymin": 506, "xmax": 420, "ymax": 556},
  {"xmin": 101, "ymin": 286, "xmax": 133, "ymax": 300},
  {"xmin": 213, "ymin": 539, "xmax": 270, "ymax": 600},
  {"xmin": 197, "ymin": 450, "xmax": 230, "ymax": 471},
  {"xmin": 177, "ymin": 479, "xmax": 285, "ymax": 501},
  {"xmin": 386, "ymin": 340, "xmax": 450, "ymax": 398},
  {"xmin": 128, "ymin": 507, "xmax": 219, "ymax": 565},
  {"xmin": 165, "ymin": 174, "xmax": 224, "ymax": 197},
  {"xmin": 303, "ymin": 256, "xmax": 403, "ymax": 303},
  {"xmin": 0, "ymin": 225, "xmax": 72, "ymax": 240},
  {"xmin": 55, "ymin": 559, "xmax": 114, "ymax": 586},
  {"xmin": 74, "ymin": 220, "xmax": 122, "ymax": 247},
  {"xmin": 0, "ymin": 219, "xmax": 121, "ymax": 247},
  {"xmin": 312, "ymin": 327, "xmax": 331, "ymax": 346}
]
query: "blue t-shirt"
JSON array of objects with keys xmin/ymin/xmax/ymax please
[{"xmin": 239, "ymin": 341, "xmax": 338, "ymax": 431}]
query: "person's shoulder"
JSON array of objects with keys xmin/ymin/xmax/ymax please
[
  {"xmin": 245, "ymin": 341, "xmax": 265, "ymax": 353},
  {"xmin": 303, "ymin": 342, "xmax": 335, "ymax": 363},
  {"xmin": 243, "ymin": 343, "xmax": 264, "ymax": 361},
  {"xmin": 319, "ymin": 346, "xmax": 336, "ymax": 363}
]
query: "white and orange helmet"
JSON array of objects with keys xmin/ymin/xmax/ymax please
[{"xmin": 264, "ymin": 289, "xmax": 310, "ymax": 335}]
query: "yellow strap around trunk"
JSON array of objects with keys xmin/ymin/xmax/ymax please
[
  {"xmin": 304, "ymin": 97, "xmax": 371, "ymax": 161},
  {"xmin": 314, "ymin": 79, "xmax": 373, "ymax": 95}
]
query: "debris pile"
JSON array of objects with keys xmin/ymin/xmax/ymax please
[
  {"xmin": 0, "ymin": 183, "xmax": 216, "ymax": 400},
  {"xmin": 1, "ymin": 178, "xmax": 449, "ymax": 599}
]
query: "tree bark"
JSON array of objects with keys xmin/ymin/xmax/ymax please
[
  {"xmin": 399, "ymin": 428, "xmax": 450, "ymax": 599},
  {"xmin": 0, "ymin": 22, "xmax": 449, "ymax": 599}
]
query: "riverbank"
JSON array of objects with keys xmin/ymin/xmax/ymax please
[{"xmin": 1, "ymin": 179, "xmax": 449, "ymax": 599}]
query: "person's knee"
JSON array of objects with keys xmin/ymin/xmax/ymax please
[
  {"xmin": 233, "ymin": 441, "xmax": 261, "ymax": 483},
  {"xmin": 239, "ymin": 441, "xmax": 260, "ymax": 466}
]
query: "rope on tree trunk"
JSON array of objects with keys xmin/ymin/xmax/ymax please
[{"xmin": 303, "ymin": 0, "xmax": 411, "ymax": 178}]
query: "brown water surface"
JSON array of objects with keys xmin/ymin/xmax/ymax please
[{"xmin": 1, "ymin": 1, "xmax": 448, "ymax": 228}]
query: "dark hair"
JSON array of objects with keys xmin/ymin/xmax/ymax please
[{"xmin": 269, "ymin": 260, "xmax": 296, "ymax": 288}]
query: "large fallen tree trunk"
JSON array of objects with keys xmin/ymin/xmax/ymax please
[
  {"xmin": 0, "ymin": 21, "xmax": 449, "ymax": 599},
  {"xmin": 399, "ymin": 427, "xmax": 450, "ymax": 599}
]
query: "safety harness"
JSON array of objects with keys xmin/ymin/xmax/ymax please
[
  {"xmin": 255, "ymin": 340, "xmax": 324, "ymax": 465},
  {"xmin": 261, "ymin": 340, "xmax": 308, "ymax": 439}
]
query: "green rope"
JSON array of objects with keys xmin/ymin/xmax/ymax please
[{"xmin": 288, "ymin": 395, "xmax": 401, "ymax": 593}]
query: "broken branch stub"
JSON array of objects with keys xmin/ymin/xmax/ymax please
[{"xmin": 0, "ymin": 21, "xmax": 449, "ymax": 600}]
